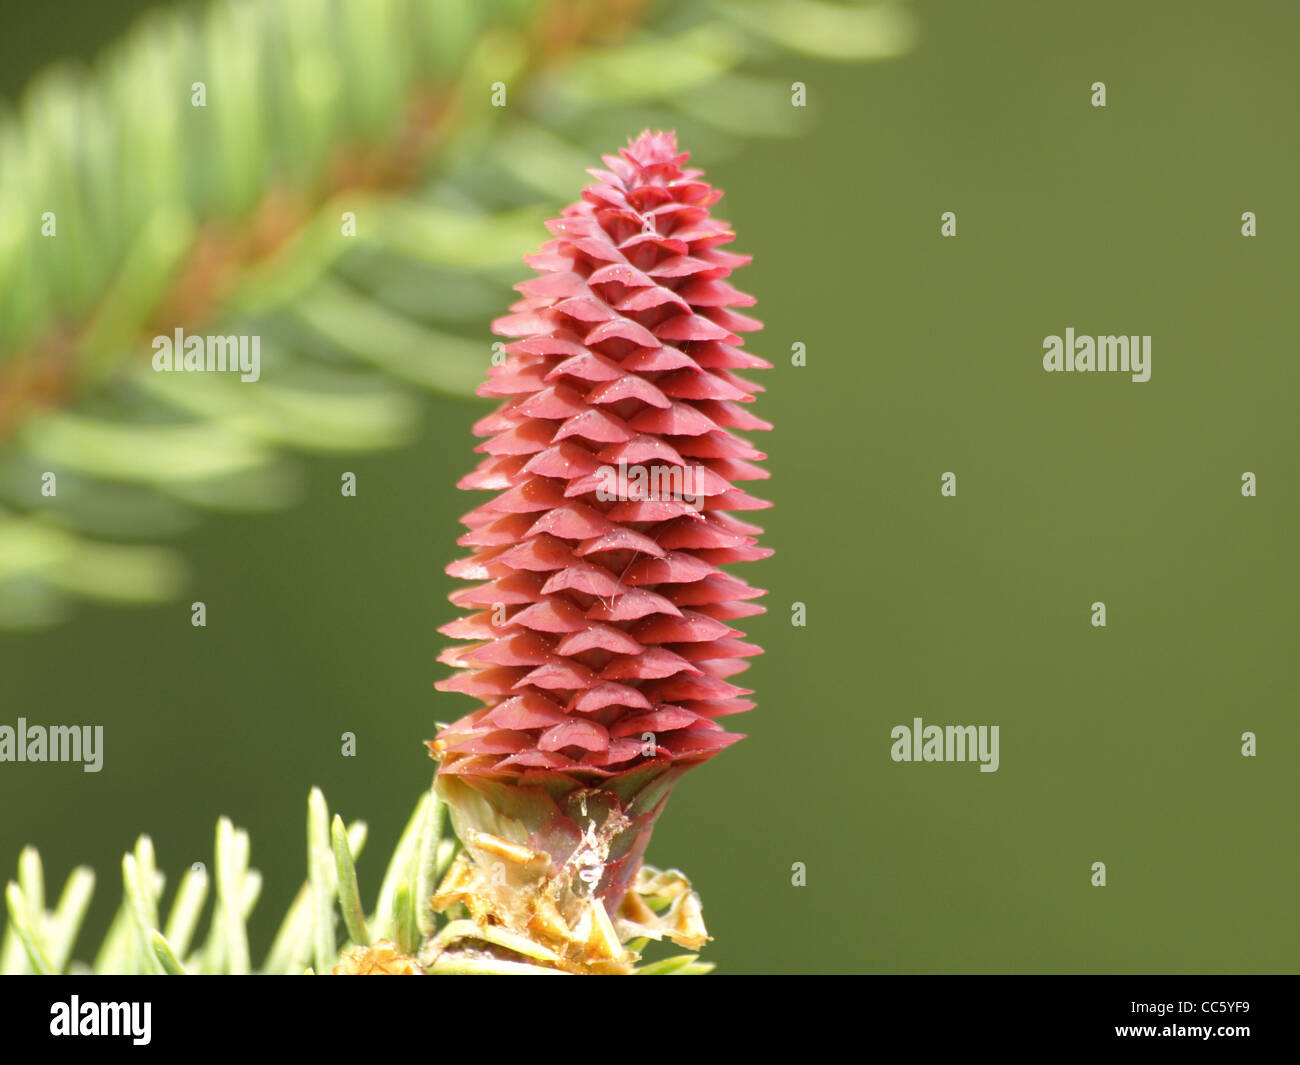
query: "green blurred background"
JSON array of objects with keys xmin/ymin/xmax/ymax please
[{"xmin": 2, "ymin": 0, "xmax": 1297, "ymax": 973}]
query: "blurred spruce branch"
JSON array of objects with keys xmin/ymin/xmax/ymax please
[
  {"xmin": 0, "ymin": 0, "xmax": 915, "ymax": 627},
  {"xmin": 1, "ymin": 786, "xmax": 713, "ymax": 974}
]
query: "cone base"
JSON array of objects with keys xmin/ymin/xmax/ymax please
[{"xmin": 427, "ymin": 859, "xmax": 708, "ymax": 975}]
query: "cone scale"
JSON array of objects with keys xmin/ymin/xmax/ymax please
[{"xmin": 428, "ymin": 130, "xmax": 770, "ymax": 972}]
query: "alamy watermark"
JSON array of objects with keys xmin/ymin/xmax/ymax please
[
  {"xmin": 890, "ymin": 717, "xmax": 999, "ymax": 773},
  {"xmin": 1043, "ymin": 329, "xmax": 1150, "ymax": 382},
  {"xmin": 51, "ymin": 997, "xmax": 150, "ymax": 1045},
  {"xmin": 0, "ymin": 718, "xmax": 103, "ymax": 772},
  {"xmin": 152, "ymin": 328, "xmax": 260, "ymax": 382},
  {"xmin": 595, "ymin": 460, "xmax": 706, "ymax": 513}
]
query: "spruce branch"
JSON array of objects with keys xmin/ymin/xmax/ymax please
[
  {"xmin": 1, "ymin": 785, "xmax": 711, "ymax": 974},
  {"xmin": 0, "ymin": 0, "xmax": 913, "ymax": 628}
]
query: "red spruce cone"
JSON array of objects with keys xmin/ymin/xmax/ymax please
[{"xmin": 428, "ymin": 130, "xmax": 770, "ymax": 966}]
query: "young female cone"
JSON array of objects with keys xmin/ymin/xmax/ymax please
[{"xmin": 429, "ymin": 130, "xmax": 770, "ymax": 970}]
